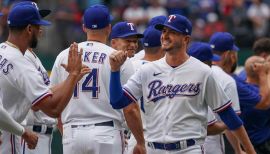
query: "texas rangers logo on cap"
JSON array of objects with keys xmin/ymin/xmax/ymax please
[
  {"xmin": 127, "ymin": 23, "xmax": 135, "ymax": 31},
  {"xmin": 31, "ymin": 2, "xmax": 39, "ymax": 10},
  {"xmin": 168, "ymin": 15, "xmax": 176, "ymax": 23}
]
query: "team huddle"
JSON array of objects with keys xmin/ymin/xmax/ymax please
[{"xmin": 0, "ymin": 1, "xmax": 270, "ymax": 154}]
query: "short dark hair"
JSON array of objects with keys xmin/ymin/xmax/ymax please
[
  {"xmin": 8, "ymin": 25, "xmax": 28, "ymax": 32},
  {"xmin": 252, "ymin": 38, "xmax": 270, "ymax": 55}
]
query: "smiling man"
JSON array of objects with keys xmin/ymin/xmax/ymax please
[
  {"xmin": 110, "ymin": 21, "xmax": 143, "ymax": 58},
  {"xmin": 109, "ymin": 14, "xmax": 256, "ymax": 154}
]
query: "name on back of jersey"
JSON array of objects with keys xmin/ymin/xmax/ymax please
[
  {"xmin": 0, "ymin": 54, "xmax": 13, "ymax": 75},
  {"xmin": 83, "ymin": 50, "xmax": 107, "ymax": 64}
]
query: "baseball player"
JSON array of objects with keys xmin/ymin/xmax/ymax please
[
  {"xmin": 131, "ymin": 15, "xmax": 166, "ymax": 61},
  {"xmin": 109, "ymin": 14, "xmax": 256, "ymax": 154},
  {"xmin": 50, "ymin": 5, "xmax": 145, "ymax": 154},
  {"xmin": 110, "ymin": 21, "xmax": 143, "ymax": 58},
  {"xmin": 22, "ymin": 48, "xmax": 56, "ymax": 154},
  {"xmin": 127, "ymin": 25, "xmax": 165, "ymax": 154},
  {"xmin": 188, "ymin": 42, "xmax": 231, "ymax": 153},
  {"xmin": 0, "ymin": 9, "xmax": 38, "ymax": 151},
  {"xmin": 207, "ymin": 32, "xmax": 242, "ymax": 154},
  {"xmin": 0, "ymin": 2, "xmax": 88, "ymax": 154}
]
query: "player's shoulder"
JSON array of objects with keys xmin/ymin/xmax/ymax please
[
  {"xmin": 79, "ymin": 41, "xmax": 114, "ymax": 53},
  {"xmin": 212, "ymin": 65, "xmax": 235, "ymax": 83}
]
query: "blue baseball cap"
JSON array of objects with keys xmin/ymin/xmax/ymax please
[
  {"xmin": 84, "ymin": 4, "xmax": 113, "ymax": 29},
  {"xmin": 209, "ymin": 32, "xmax": 238, "ymax": 52},
  {"xmin": 111, "ymin": 21, "xmax": 144, "ymax": 39},
  {"xmin": 13, "ymin": 1, "xmax": 51, "ymax": 18},
  {"xmin": 155, "ymin": 14, "xmax": 192, "ymax": 35},
  {"xmin": 8, "ymin": 3, "xmax": 51, "ymax": 27},
  {"xmin": 188, "ymin": 42, "xmax": 221, "ymax": 62},
  {"xmin": 0, "ymin": 13, "xmax": 3, "ymax": 17},
  {"xmin": 143, "ymin": 26, "xmax": 161, "ymax": 47},
  {"xmin": 148, "ymin": 15, "xmax": 166, "ymax": 27}
]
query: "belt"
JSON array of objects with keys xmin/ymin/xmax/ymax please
[
  {"xmin": 32, "ymin": 125, "xmax": 53, "ymax": 135},
  {"xmin": 147, "ymin": 139, "xmax": 196, "ymax": 151},
  {"xmin": 71, "ymin": 121, "xmax": 114, "ymax": 128}
]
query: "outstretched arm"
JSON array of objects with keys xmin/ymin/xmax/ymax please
[
  {"xmin": 32, "ymin": 43, "xmax": 90, "ymax": 117},
  {"xmin": 218, "ymin": 106, "xmax": 255, "ymax": 154},
  {"xmin": 109, "ymin": 50, "xmax": 146, "ymax": 154}
]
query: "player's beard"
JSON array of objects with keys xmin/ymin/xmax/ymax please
[
  {"xmin": 230, "ymin": 62, "xmax": 237, "ymax": 73},
  {"xmin": 29, "ymin": 32, "xmax": 38, "ymax": 48},
  {"xmin": 162, "ymin": 41, "xmax": 182, "ymax": 53}
]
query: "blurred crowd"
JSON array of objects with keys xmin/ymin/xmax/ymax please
[{"xmin": 0, "ymin": 0, "xmax": 270, "ymax": 69}]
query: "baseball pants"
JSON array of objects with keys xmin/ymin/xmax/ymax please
[
  {"xmin": 204, "ymin": 134, "xmax": 224, "ymax": 154},
  {"xmin": 22, "ymin": 133, "xmax": 52, "ymax": 154},
  {"xmin": 0, "ymin": 131, "xmax": 21, "ymax": 154},
  {"xmin": 146, "ymin": 144, "xmax": 205, "ymax": 154},
  {"xmin": 62, "ymin": 123, "xmax": 124, "ymax": 154}
]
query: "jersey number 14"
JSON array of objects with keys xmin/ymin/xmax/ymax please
[{"xmin": 73, "ymin": 68, "xmax": 100, "ymax": 99}]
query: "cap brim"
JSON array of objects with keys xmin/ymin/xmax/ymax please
[
  {"xmin": 39, "ymin": 10, "xmax": 51, "ymax": 18},
  {"xmin": 211, "ymin": 54, "xmax": 221, "ymax": 61},
  {"xmin": 233, "ymin": 45, "xmax": 239, "ymax": 52},
  {"xmin": 36, "ymin": 19, "xmax": 51, "ymax": 26},
  {"xmin": 155, "ymin": 23, "xmax": 185, "ymax": 35},
  {"xmin": 118, "ymin": 32, "xmax": 144, "ymax": 39}
]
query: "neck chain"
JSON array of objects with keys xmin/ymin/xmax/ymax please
[{"xmin": 5, "ymin": 41, "xmax": 20, "ymax": 50}]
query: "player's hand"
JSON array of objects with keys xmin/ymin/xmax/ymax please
[
  {"xmin": 133, "ymin": 143, "xmax": 146, "ymax": 154},
  {"xmin": 253, "ymin": 62, "xmax": 267, "ymax": 76},
  {"xmin": 61, "ymin": 64, "xmax": 91, "ymax": 82},
  {"xmin": 109, "ymin": 50, "xmax": 128, "ymax": 72},
  {"xmin": 66, "ymin": 42, "xmax": 83, "ymax": 76},
  {"xmin": 21, "ymin": 129, "xmax": 38, "ymax": 149}
]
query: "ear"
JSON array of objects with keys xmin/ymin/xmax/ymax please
[
  {"xmin": 184, "ymin": 35, "xmax": 191, "ymax": 46},
  {"xmin": 111, "ymin": 39, "xmax": 117, "ymax": 49},
  {"xmin": 26, "ymin": 24, "xmax": 32, "ymax": 34}
]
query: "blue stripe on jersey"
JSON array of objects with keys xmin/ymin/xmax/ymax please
[
  {"xmin": 32, "ymin": 92, "xmax": 52, "ymax": 105},
  {"xmin": 208, "ymin": 119, "xmax": 217, "ymax": 126},
  {"xmin": 213, "ymin": 100, "xmax": 232, "ymax": 113}
]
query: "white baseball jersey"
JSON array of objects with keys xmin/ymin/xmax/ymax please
[
  {"xmin": 50, "ymin": 41, "xmax": 135, "ymax": 125},
  {"xmin": 0, "ymin": 42, "xmax": 51, "ymax": 154},
  {"xmin": 24, "ymin": 50, "xmax": 56, "ymax": 126},
  {"xmin": 123, "ymin": 56, "xmax": 231, "ymax": 142},
  {"xmin": 0, "ymin": 42, "xmax": 52, "ymax": 123},
  {"xmin": 211, "ymin": 65, "xmax": 240, "ymax": 113},
  {"xmin": 204, "ymin": 65, "xmax": 240, "ymax": 154},
  {"xmin": 130, "ymin": 49, "xmax": 145, "ymax": 61},
  {"xmin": 207, "ymin": 107, "xmax": 217, "ymax": 126}
]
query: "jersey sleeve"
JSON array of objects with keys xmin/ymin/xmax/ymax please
[
  {"xmin": 14, "ymin": 60, "xmax": 52, "ymax": 106},
  {"xmin": 205, "ymin": 72, "xmax": 232, "ymax": 113},
  {"xmin": 224, "ymin": 81, "xmax": 241, "ymax": 114},
  {"xmin": 122, "ymin": 67, "xmax": 143, "ymax": 102},
  {"xmin": 207, "ymin": 107, "xmax": 217, "ymax": 126},
  {"xmin": 120, "ymin": 58, "xmax": 135, "ymax": 84}
]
